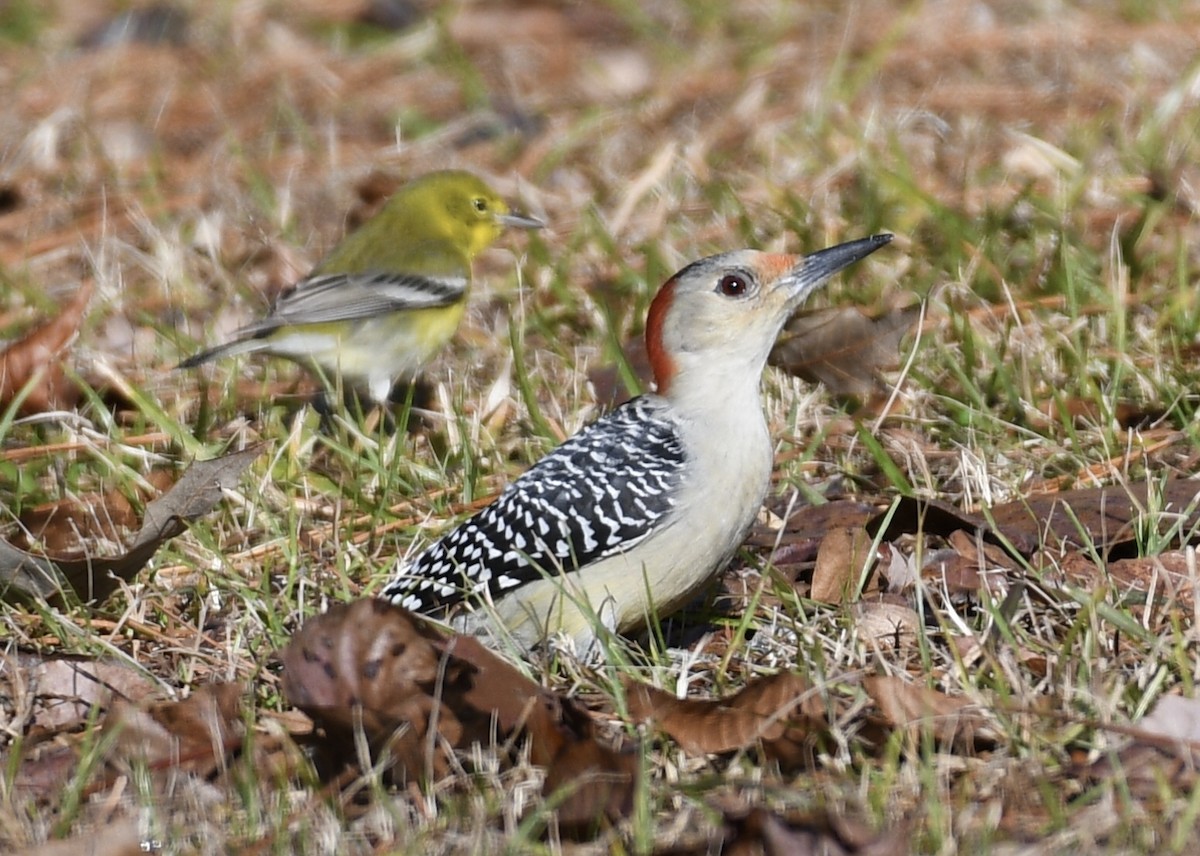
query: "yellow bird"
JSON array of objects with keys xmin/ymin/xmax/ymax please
[{"xmin": 180, "ymin": 170, "xmax": 542, "ymax": 404}]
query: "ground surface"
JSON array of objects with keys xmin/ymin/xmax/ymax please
[{"xmin": 4, "ymin": 1, "xmax": 1200, "ymax": 853}]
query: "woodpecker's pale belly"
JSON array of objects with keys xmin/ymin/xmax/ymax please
[{"xmin": 482, "ymin": 417, "xmax": 773, "ymax": 649}]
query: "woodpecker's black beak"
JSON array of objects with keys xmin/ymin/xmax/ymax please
[
  {"xmin": 780, "ymin": 233, "xmax": 892, "ymax": 306},
  {"xmin": 802, "ymin": 233, "xmax": 892, "ymax": 281}
]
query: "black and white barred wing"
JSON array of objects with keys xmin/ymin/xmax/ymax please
[{"xmin": 384, "ymin": 396, "xmax": 686, "ymax": 612}]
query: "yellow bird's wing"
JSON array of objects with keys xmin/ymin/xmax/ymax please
[{"xmin": 247, "ymin": 271, "xmax": 468, "ymax": 332}]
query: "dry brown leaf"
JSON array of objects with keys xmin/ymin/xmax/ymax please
[
  {"xmin": 10, "ymin": 682, "xmax": 252, "ymax": 805},
  {"xmin": 867, "ymin": 480, "xmax": 1200, "ymax": 566},
  {"xmin": 1039, "ymin": 548, "xmax": 1198, "ymax": 610},
  {"xmin": 876, "ymin": 543, "xmax": 918, "ymax": 593},
  {"xmin": 749, "ymin": 499, "xmax": 881, "ymax": 549},
  {"xmin": 810, "ymin": 526, "xmax": 875, "ymax": 604},
  {"xmin": 692, "ymin": 804, "xmax": 909, "ymax": 856},
  {"xmin": 11, "ymin": 744, "xmax": 80, "ymax": 803},
  {"xmin": 279, "ymin": 598, "xmax": 477, "ymax": 780},
  {"xmin": 1031, "ymin": 396, "xmax": 1164, "ymax": 431},
  {"xmin": 540, "ymin": 732, "xmax": 638, "ymax": 838},
  {"xmin": 625, "ymin": 672, "xmax": 824, "ymax": 767},
  {"xmin": 12, "ymin": 470, "xmax": 173, "ymax": 557},
  {"xmin": 989, "ymin": 481, "xmax": 1200, "ymax": 557},
  {"xmin": 1083, "ymin": 695, "xmax": 1200, "ymax": 797},
  {"xmin": 0, "ymin": 444, "xmax": 263, "ymax": 605},
  {"xmin": 15, "ymin": 493, "xmax": 140, "ymax": 557},
  {"xmin": 279, "ymin": 599, "xmax": 635, "ymax": 836},
  {"xmin": 22, "ymin": 654, "xmax": 158, "ymax": 732},
  {"xmin": 106, "ymin": 682, "xmax": 246, "ymax": 779},
  {"xmin": 12, "ymin": 816, "xmax": 143, "ymax": 856},
  {"xmin": 438, "ymin": 633, "xmax": 636, "ymax": 837},
  {"xmin": 770, "ymin": 304, "xmax": 920, "ymax": 400},
  {"xmin": 931, "ymin": 529, "xmax": 1019, "ymax": 594},
  {"xmin": 853, "ymin": 600, "xmax": 920, "ymax": 652},
  {"xmin": 864, "ymin": 675, "xmax": 992, "ymax": 753},
  {"xmin": 0, "ymin": 280, "xmax": 92, "ymax": 415}
]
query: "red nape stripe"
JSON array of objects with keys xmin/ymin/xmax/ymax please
[{"xmin": 645, "ymin": 278, "xmax": 678, "ymax": 395}]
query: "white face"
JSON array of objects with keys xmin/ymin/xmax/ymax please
[
  {"xmin": 648, "ymin": 236, "xmax": 892, "ymax": 396},
  {"xmin": 661, "ymin": 250, "xmax": 806, "ymax": 368}
]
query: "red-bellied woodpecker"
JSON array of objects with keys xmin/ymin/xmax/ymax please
[{"xmin": 382, "ymin": 233, "xmax": 893, "ymax": 649}]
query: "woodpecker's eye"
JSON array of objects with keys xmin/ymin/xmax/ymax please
[
  {"xmin": 472, "ymin": 197, "xmax": 488, "ymax": 213},
  {"xmin": 718, "ymin": 274, "xmax": 749, "ymax": 297}
]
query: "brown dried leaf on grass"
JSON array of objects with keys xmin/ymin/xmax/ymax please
[
  {"xmin": 811, "ymin": 526, "xmax": 877, "ymax": 604},
  {"xmin": 748, "ymin": 499, "xmax": 881, "ymax": 551},
  {"xmin": 11, "ymin": 817, "xmax": 143, "ymax": 856},
  {"xmin": 1082, "ymin": 695, "xmax": 1200, "ymax": 797},
  {"xmin": 0, "ymin": 281, "xmax": 92, "ymax": 416},
  {"xmin": 106, "ymin": 682, "xmax": 247, "ymax": 780},
  {"xmin": 1030, "ymin": 396, "xmax": 1164, "ymax": 431},
  {"xmin": 11, "ymin": 682, "xmax": 265, "ymax": 803},
  {"xmin": 13, "ymin": 470, "xmax": 175, "ymax": 557},
  {"xmin": 1042, "ymin": 549, "xmax": 1198, "ymax": 610},
  {"xmin": 624, "ymin": 672, "xmax": 825, "ymax": 768},
  {"xmin": 869, "ymin": 481, "xmax": 1200, "ymax": 561},
  {"xmin": 769, "ymin": 305, "xmax": 920, "ymax": 406},
  {"xmin": 854, "ymin": 600, "xmax": 921, "ymax": 653},
  {"xmin": 865, "ymin": 675, "xmax": 993, "ymax": 753},
  {"xmin": 708, "ymin": 805, "xmax": 909, "ymax": 856},
  {"xmin": 279, "ymin": 599, "xmax": 635, "ymax": 836},
  {"xmin": 861, "ymin": 482, "xmax": 1200, "ymax": 611},
  {"xmin": 0, "ymin": 444, "xmax": 263, "ymax": 605},
  {"xmin": 3, "ymin": 651, "xmax": 160, "ymax": 733}
]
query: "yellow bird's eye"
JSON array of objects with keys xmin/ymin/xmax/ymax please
[{"xmin": 472, "ymin": 197, "xmax": 488, "ymax": 213}]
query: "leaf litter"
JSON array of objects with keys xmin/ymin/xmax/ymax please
[
  {"xmin": 4, "ymin": 0, "xmax": 1200, "ymax": 852},
  {"xmin": 0, "ymin": 445, "xmax": 263, "ymax": 605},
  {"xmin": 0, "ymin": 281, "xmax": 92, "ymax": 416}
]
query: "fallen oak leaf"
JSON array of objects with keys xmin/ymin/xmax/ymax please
[
  {"xmin": 865, "ymin": 496, "xmax": 1004, "ymax": 555},
  {"xmin": 132, "ymin": 444, "xmax": 265, "ymax": 544},
  {"xmin": 0, "ymin": 280, "xmax": 92, "ymax": 415},
  {"xmin": 279, "ymin": 598, "xmax": 471, "ymax": 780},
  {"xmin": 106, "ymin": 682, "xmax": 247, "ymax": 781},
  {"xmin": 853, "ymin": 599, "xmax": 921, "ymax": 653},
  {"xmin": 17, "ymin": 652, "xmax": 160, "ymax": 733},
  {"xmin": 444, "ymin": 633, "xmax": 636, "ymax": 836},
  {"xmin": 770, "ymin": 304, "xmax": 920, "ymax": 400},
  {"xmin": 624, "ymin": 672, "xmax": 825, "ymax": 768},
  {"xmin": 1081, "ymin": 694, "xmax": 1200, "ymax": 798},
  {"xmin": 868, "ymin": 480, "xmax": 1200, "ymax": 563},
  {"xmin": 810, "ymin": 526, "xmax": 877, "ymax": 604},
  {"xmin": 0, "ymin": 444, "xmax": 264, "ymax": 605},
  {"xmin": 864, "ymin": 675, "xmax": 993, "ymax": 753},
  {"xmin": 716, "ymin": 805, "xmax": 910, "ymax": 856},
  {"xmin": 279, "ymin": 599, "xmax": 635, "ymax": 837},
  {"xmin": 0, "ymin": 539, "xmax": 68, "ymax": 602},
  {"xmin": 1030, "ymin": 395, "xmax": 1164, "ymax": 431},
  {"xmin": 13, "ymin": 470, "xmax": 175, "ymax": 557},
  {"xmin": 747, "ymin": 498, "xmax": 881, "ymax": 550},
  {"xmin": 11, "ymin": 682, "xmax": 251, "ymax": 804}
]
